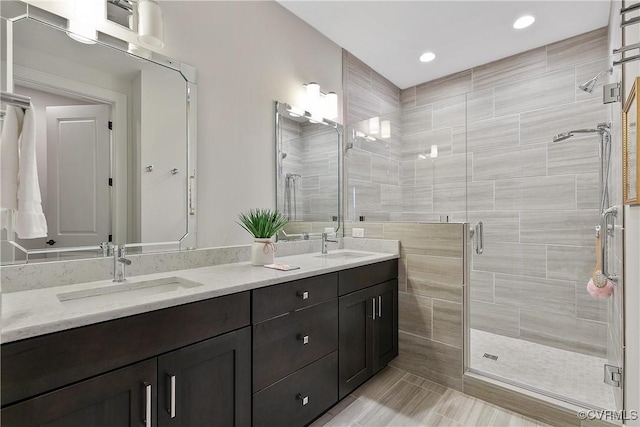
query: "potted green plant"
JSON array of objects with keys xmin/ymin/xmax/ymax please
[{"xmin": 237, "ymin": 208, "xmax": 289, "ymax": 265}]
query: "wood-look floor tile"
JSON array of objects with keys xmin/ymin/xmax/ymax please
[
  {"xmin": 401, "ymin": 372, "xmax": 448, "ymax": 395},
  {"xmin": 433, "ymin": 388, "xmax": 504, "ymax": 426},
  {"xmin": 352, "ymin": 366, "xmax": 405, "ymax": 401},
  {"xmin": 357, "ymin": 380, "xmax": 444, "ymax": 427},
  {"xmin": 323, "ymin": 397, "xmax": 373, "ymax": 427}
]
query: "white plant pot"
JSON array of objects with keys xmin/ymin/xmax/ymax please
[{"xmin": 251, "ymin": 238, "xmax": 275, "ymax": 266}]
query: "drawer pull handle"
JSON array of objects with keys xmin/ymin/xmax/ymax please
[
  {"xmin": 297, "ymin": 334, "xmax": 309, "ymax": 344},
  {"xmin": 298, "ymin": 291, "xmax": 309, "ymax": 300},
  {"xmin": 169, "ymin": 374, "xmax": 176, "ymax": 418},
  {"xmin": 143, "ymin": 383, "xmax": 152, "ymax": 427},
  {"xmin": 297, "ymin": 394, "xmax": 309, "ymax": 406}
]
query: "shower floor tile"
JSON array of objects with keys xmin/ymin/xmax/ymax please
[{"xmin": 470, "ymin": 329, "xmax": 616, "ymax": 410}]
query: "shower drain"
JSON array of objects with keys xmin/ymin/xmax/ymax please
[{"xmin": 483, "ymin": 353, "xmax": 499, "ymax": 361}]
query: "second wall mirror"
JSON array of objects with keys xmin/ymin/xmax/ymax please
[{"xmin": 274, "ymin": 101, "xmax": 342, "ymax": 239}]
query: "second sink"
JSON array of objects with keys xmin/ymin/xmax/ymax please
[{"xmin": 314, "ymin": 251, "xmax": 371, "ymax": 260}]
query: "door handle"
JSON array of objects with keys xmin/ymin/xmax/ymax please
[
  {"xmin": 372, "ymin": 298, "xmax": 376, "ymax": 320},
  {"xmin": 474, "ymin": 221, "xmax": 484, "ymax": 255},
  {"xmin": 168, "ymin": 374, "xmax": 176, "ymax": 418},
  {"xmin": 143, "ymin": 383, "xmax": 152, "ymax": 427},
  {"xmin": 377, "ymin": 295, "xmax": 382, "ymax": 318}
]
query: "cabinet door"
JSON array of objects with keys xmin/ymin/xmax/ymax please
[
  {"xmin": 373, "ymin": 279, "xmax": 399, "ymax": 373},
  {"xmin": 1, "ymin": 359, "xmax": 156, "ymax": 427},
  {"xmin": 157, "ymin": 327, "xmax": 251, "ymax": 427},
  {"xmin": 338, "ymin": 286, "xmax": 376, "ymax": 399}
]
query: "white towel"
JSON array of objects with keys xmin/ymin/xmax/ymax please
[
  {"xmin": 15, "ymin": 105, "xmax": 48, "ymax": 239},
  {"xmin": 0, "ymin": 106, "xmax": 23, "ymax": 230}
]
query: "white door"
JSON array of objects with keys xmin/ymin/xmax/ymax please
[{"xmin": 45, "ymin": 105, "xmax": 111, "ymax": 247}]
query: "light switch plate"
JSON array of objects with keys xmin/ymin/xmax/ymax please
[{"xmin": 352, "ymin": 228, "xmax": 365, "ymax": 238}]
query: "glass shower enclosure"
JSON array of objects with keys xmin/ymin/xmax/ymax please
[{"xmin": 345, "ymin": 51, "xmax": 624, "ymax": 413}]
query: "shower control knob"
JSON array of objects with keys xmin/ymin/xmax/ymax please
[{"xmin": 45, "ymin": 239, "xmax": 56, "ymax": 246}]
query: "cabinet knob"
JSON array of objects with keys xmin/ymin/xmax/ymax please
[
  {"xmin": 297, "ymin": 394, "xmax": 309, "ymax": 406},
  {"xmin": 297, "ymin": 291, "xmax": 309, "ymax": 300},
  {"xmin": 297, "ymin": 334, "xmax": 309, "ymax": 344}
]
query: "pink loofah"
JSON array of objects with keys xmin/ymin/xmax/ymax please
[{"xmin": 586, "ymin": 278, "xmax": 614, "ymax": 298}]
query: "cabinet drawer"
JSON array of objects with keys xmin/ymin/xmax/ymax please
[
  {"xmin": 1, "ymin": 292, "xmax": 250, "ymax": 406},
  {"xmin": 253, "ymin": 351, "xmax": 338, "ymax": 427},
  {"xmin": 338, "ymin": 259, "xmax": 398, "ymax": 296},
  {"xmin": 253, "ymin": 299, "xmax": 338, "ymax": 392},
  {"xmin": 252, "ymin": 273, "xmax": 337, "ymax": 323}
]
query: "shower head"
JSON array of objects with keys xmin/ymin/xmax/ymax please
[
  {"xmin": 553, "ymin": 132, "xmax": 573, "ymax": 142},
  {"xmin": 552, "ymin": 123, "xmax": 611, "ymax": 143},
  {"xmin": 280, "ymin": 152, "xmax": 288, "ymax": 159},
  {"xmin": 578, "ymin": 68, "xmax": 612, "ymax": 93}
]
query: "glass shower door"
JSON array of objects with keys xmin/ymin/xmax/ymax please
[{"xmin": 464, "ymin": 55, "xmax": 624, "ymax": 413}]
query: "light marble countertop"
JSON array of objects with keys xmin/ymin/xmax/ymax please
[{"xmin": 2, "ymin": 249, "xmax": 398, "ymax": 343}]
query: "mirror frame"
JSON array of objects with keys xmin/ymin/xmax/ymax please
[
  {"xmin": 274, "ymin": 101, "xmax": 343, "ymax": 240},
  {"xmin": 1, "ymin": 3, "xmax": 198, "ymax": 262},
  {"xmin": 623, "ymin": 77, "xmax": 639, "ymax": 205}
]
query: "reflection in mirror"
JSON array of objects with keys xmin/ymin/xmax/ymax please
[
  {"xmin": 275, "ymin": 102, "xmax": 342, "ymax": 240},
  {"xmin": 0, "ymin": 10, "xmax": 196, "ymax": 265}
]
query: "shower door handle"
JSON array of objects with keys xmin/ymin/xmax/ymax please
[{"xmin": 474, "ymin": 221, "xmax": 484, "ymax": 255}]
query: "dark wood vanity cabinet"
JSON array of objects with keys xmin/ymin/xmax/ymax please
[
  {"xmin": 1, "ymin": 258, "xmax": 398, "ymax": 427},
  {"xmin": 252, "ymin": 259, "xmax": 398, "ymax": 426},
  {"xmin": 252, "ymin": 273, "xmax": 339, "ymax": 427},
  {"xmin": 1, "ymin": 292, "xmax": 252, "ymax": 427},
  {"xmin": 338, "ymin": 263, "xmax": 399, "ymax": 400}
]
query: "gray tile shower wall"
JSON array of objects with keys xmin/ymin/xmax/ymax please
[
  {"xmin": 278, "ymin": 118, "xmax": 339, "ymax": 222},
  {"xmin": 344, "ymin": 27, "xmax": 612, "ymax": 361}
]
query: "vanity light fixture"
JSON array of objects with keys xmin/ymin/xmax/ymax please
[
  {"xmin": 303, "ymin": 82, "xmax": 338, "ymax": 120},
  {"xmin": 324, "ymin": 92, "xmax": 338, "ymax": 119},
  {"xmin": 513, "ymin": 15, "xmax": 535, "ymax": 29},
  {"xmin": 67, "ymin": 0, "xmax": 102, "ymax": 44},
  {"xmin": 138, "ymin": 0, "xmax": 164, "ymax": 48},
  {"xmin": 419, "ymin": 52, "xmax": 436, "ymax": 63}
]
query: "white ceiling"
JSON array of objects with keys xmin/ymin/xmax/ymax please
[{"xmin": 277, "ymin": 1, "xmax": 612, "ymax": 89}]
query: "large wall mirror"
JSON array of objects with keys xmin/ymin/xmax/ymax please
[
  {"xmin": 0, "ymin": 4, "xmax": 197, "ymax": 264},
  {"xmin": 275, "ymin": 101, "xmax": 342, "ymax": 239}
]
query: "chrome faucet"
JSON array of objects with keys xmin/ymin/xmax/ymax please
[
  {"xmin": 321, "ymin": 232, "xmax": 338, "ymax": 254},
  {"xmin": 113, "ymin": 244, "xmax": 132, "ymax": 282}
]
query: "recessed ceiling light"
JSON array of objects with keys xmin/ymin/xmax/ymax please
[
  {"xmin": 419, "ymin": 52, "xmax": 436, "ymax": 63},
  {"xmin": 513, "ymin": 15, "xmax": 535, "ymax": 29}
]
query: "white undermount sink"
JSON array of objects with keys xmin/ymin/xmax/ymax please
[
  {"xmin": 57, "ymin": 277, "xmax": 203, "ymax": 309},
  {"xmin": 314, "ymin": 251, "xmax": 371, "ymax": 260}
]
